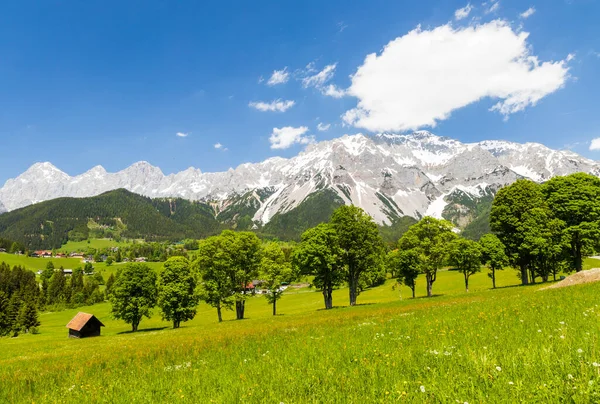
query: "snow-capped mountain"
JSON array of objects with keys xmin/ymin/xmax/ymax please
[{"xmin": 0, "ymin": 132, "xmax": 598, "ymax": 226}]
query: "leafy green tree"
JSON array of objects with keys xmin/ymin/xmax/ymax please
[
  {"xmin": 541, "ymin": 173, "xmax": 600, "ymax": 272},
  {"xmin": 479, "ymin": 234, "xmax": 508, "ymax": 289},
  {"xmin": 449, "ymin": 238, "xmax": 482, "ymax": 292},
  {"xmin": 106, "ymin": 256, "xmax": 114, "ymax": 266},
  {"xmin": 260, "ymin": 242, "xmax": 292, "ymax": 315},
  {"xmin": 330, "ymin": 205, "xmax": 385, "ymax": 306},
  {"xmin": 293, "ymin": 224, "xmax": 345, "ymax": 309},
  {"xmin": 195, "ymin": 235, "xmax": 235, "ymax": 322},
  {"xmin": 387, "ymin": 249, "xmax": 420, "ymax": 298},
  {"xmin": 521, "ymin": 208, "xmax": 566, "ymax": 283},
  {"xmin": 115, "ymin": 249, "xmax": 122, "ymax": 263},
  {"xmin": 84, "ymin": 262, "xmax": 94, "ymax": 275},
  {"xmin": 398, "ymin": 217, "xmax": 456, "ymax": 297},
  {"xmin": 158, "ymin": 257, "xmax": 200, "ymax": 328},
  {"xmin": 105, "ymin": 273, "xmax": 116, "ymax": 298},
  {"xmin": 490, "ymin": 179, "xmax": 545, "ymax": 285},
  {"xmin": 110, "ymin": 263, "xmax": 157, "ymax": 332},
  {"xmin": 223, "ymin": 231, "xmax": 262, "ymax": 320},
  {"xmin": 93, "ymin": 272, "xmax": 105, "ymax": 285}
]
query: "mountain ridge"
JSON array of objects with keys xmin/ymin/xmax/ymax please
[{"xmin": 1, "ymin": 132, "xmax": 598, "ymax": 229}]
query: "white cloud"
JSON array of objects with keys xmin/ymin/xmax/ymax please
[
  {"xmin": 322, "ymin": 84, "xmax": 347, "ymax": 98},
  {"xmin": 269, "ymin": 126, "xmax": 315, "ymax": 149},
  {"xmin": 455, "ymin": 3, "xmax": 473, "ymax": 20},
  {"xmin": 249, "ymin": 99, "xmax": 295, "ymax": 112},
  {"xmin": 302, "ymin": 64, "xmax": 337, "ymax": 88},
  {"xmin": 214, "ymin": 143, "xmax": 223, "ymax": 149},
  {"xmin": 485, "ymin": 0, "xmax": 500, "ymax": 14},
  {"xmin": 520, "ymin": 7, "xmax": 536, "ymax": 19},
  {"xmin": 342, "ymin": 20, "xmax": 572, "ymax": 132},
  {"xmin": 267, "ymin": 68, "xmax": 289, "ymax": 86},
  {"xmin": 176, "ymin": 132, "xmax": 189, "ymax": 138},
  {"xmin": 590, "ymin": 138, "xmax": 600, "ymax": 151},
  {"xmin": 304, "ymin": 62, "xmax": 317, "ymax": 74},
  {"xmin": 317, "ymin": 123, "xmax": 331, "ymax": 131}
]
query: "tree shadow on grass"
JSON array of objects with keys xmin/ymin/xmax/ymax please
[
  {"xmin": 316, "ymin": 303, "xmax": 376, "ymax": 312},
  {"xmin": 409, "ymin": 294, "xmax": 445, "ymax": 300},
  {"xmin": 117, "ymin": 326, "xmax": 168, "ymax": 335},
  {"xmin": 494, "ymin": 281, "xmax": 556, "ymax": 291}
]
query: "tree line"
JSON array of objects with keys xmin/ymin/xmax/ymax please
[
  {"xmin": 109, "ymin": 232, "xmax": 295, "ymax": 331},
  {"xmin": 109, "ymin": 206, "xmax": 388, "ymax": 331},
  {"xmin": 0, "ymin": 263, "xmax": 41, "ymax": 336},
  {"xmin": 491, "ymin": 173, "xmax": 600, "ymax": 285},
  {"xmin": 39, "ymin": 261, "xmax": 105, "ymax": 308}
]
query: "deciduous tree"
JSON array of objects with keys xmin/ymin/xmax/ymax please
[
  {"xmin": 330, "ymin": 205, "xmax": 385, "ymax": 306},
  {"xmin": 387, "ymin": 249, "xmax": 420, "ymax": 298},
  {"xmin": 293, "ymin": 224, "xmax": 344, "ymax": 309},
  {"xmin": 490, "ymin": 179, "xmax": 545, "ymax": 285},
  {"xmin": 109, "ymin": 263, "xmax": 157, "ymax": 332},
  {"xmin": 449, "ymin": 238, "xmax": 482, "ymax": 292},
  {"xmin": 222, "ymin": 231, "xmax": 262, "ymax": 320},
  {"xmin": 398, "ymin": 217, "xmax": 456, "ymax": 297},
  {"xmin": 542, "ymin": 173, "xmax": 600, "ymax": 272},
  {"xmin": 479, "ymin": 234, "xmax": 508, "ymax": 289},
  {"xmin": 158, "ymin": 257, "xmax": 200, "ymax": 328},
  {"xmin": 260, "ymin": 242, "xmax": 292, "ymax": 316},
  {"xmin": 195, "ymin": 235, "xmax": 235, "ymax": 322}
]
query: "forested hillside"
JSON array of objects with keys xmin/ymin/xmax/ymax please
[
  {"xmin": 0, "ymin": 189, "xmax": 223, "ymax": 249},
  {"xmin": 0, "ymin": 187, "xmax": 487, "ymax": 249}
]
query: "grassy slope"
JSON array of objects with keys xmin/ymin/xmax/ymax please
[
  {"xmin": 59, "ymin": 238, "xmax": 133, "ymax": 253},
  {"xmin": 0, "ymin": 252, "xmax": 162, "ymax": 279},
  {"xmin": 2, "ymin": 259, "xmax": 600, "ymax": 402}
]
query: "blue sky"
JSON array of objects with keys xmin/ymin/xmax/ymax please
[{"xmin": 0, "ymin": 0, "xmax": 599, "ymax": 184}]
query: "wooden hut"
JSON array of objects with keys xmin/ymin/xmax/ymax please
[{"xmin": 66, "ymin": 312, "xmax": 104, "ymax": 338}]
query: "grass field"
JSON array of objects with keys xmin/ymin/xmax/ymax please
[
  {"xmin": 1, "ymin": 258, "xmax": 600, "ymax": 403},
  {"xmin": 0, "ymin": 252, "xmax": 163, "ymax": 279},
  {"xmin": 59, "ymin": 238, "xmax": 134, "ymax": 253}
]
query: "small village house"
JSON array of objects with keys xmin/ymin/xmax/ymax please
[
  {"xmin": 33, "ymin": 250, "xmax": 52, "ymax": 258},
  {"xmin": 66, "ymin": 312, "xmax": 104, "ymax": 338}
]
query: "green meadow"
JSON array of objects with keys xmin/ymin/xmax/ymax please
[
  {"xmin": 1, "ymin": 258, "xmax": 600, "ymax": 403},
  {"xmin": 59, "ymin": 238, "xmax": 135, "ymax": 253},
  {"xmin": 0, "ymin": 252, "xmax": 163, "ymax": 279}
]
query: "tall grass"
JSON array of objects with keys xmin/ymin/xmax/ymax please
[{"xmin": 2, "ymin": 262, "xmax": 600, "ymax": 403}]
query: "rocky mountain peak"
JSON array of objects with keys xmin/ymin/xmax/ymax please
[{"xmin": 0, "ymin": 132, "xmax": 598, "ymax": 228}]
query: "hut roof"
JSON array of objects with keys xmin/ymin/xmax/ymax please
[{"xmin": 66, "ymin": 312, "xmax": 105, "ymax": 331}]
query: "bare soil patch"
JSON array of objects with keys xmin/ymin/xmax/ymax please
[{"xmin": 540, "ymin": 268, "xmax": 600, "ymax": 290}]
